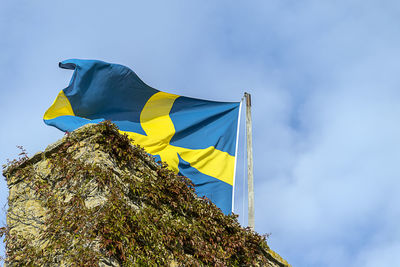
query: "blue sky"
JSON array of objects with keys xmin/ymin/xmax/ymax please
[{"xmin": 1, "ymin": 1, "xmax": 400, "ymax": 266}]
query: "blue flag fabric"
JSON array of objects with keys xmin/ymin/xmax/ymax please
[{"xmin": 44, "ymin": 59, "xmax": 240, "ymax": 214}]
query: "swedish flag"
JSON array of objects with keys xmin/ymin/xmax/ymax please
[{"xmin": 44, "ymin": 59, "xmax": 240, "ymax": 214}]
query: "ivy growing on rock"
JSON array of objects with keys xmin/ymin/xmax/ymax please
[{"xmin": 1, "ymin": 121, "xmax": 288, "ymax": 266}]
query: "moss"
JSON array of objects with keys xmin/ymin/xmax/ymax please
[{"xmin": 2, "ymin": 121, "xmax": 289, "ymax": 266}]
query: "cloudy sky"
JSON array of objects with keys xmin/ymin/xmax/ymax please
[{"xmin": 1, "ymin": 0, "xmax": 400, "ymax": 266}]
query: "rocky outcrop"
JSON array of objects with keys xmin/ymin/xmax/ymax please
[{"xmin": 2, "ymin": 122, "xmax": 290, "ymax": 266}]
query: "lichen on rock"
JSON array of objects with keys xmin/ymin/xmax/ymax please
[{"xmin": 2, "ymin": 121, "xmax": 290, "ymax": 266}]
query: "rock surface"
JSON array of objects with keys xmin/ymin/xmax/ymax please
[{"xmin": 3, "ymin": 122, "xmax": 290, "ymax": 266}]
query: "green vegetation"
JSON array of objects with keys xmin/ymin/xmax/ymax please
[{"xmin": 2, "ymin": 121, "xmax": 274, "ymax": 266}]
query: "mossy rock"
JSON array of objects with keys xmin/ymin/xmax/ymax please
[{"xmin": 2, "ymin": 121, "xmax": 290, "ymax": 266}]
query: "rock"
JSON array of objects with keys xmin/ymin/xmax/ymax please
[{"xmin": 2, "ymin": 122, "xmax": 290, "ymax": 266}]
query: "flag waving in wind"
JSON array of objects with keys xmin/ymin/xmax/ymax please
[{"xmin": 44, "ymin": 59, "xmax": 241, "ymax": 214}]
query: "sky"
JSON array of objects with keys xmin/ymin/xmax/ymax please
[{"xmin": 1, "ymin": 0, "xmax": 400, "ymax": 266}]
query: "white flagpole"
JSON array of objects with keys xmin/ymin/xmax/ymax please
[{"xmin": 245, "ymin": 92, "xmax": 255, "ymax": 230}]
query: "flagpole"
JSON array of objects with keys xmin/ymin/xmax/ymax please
[{"xmin": 245, "ymin": 92, "xmax": 255, "ymax": 230}]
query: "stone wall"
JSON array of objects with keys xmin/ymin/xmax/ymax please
[{"xmin": 3, "ymin": 122, "xmax": 290, "ymax": 266}]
